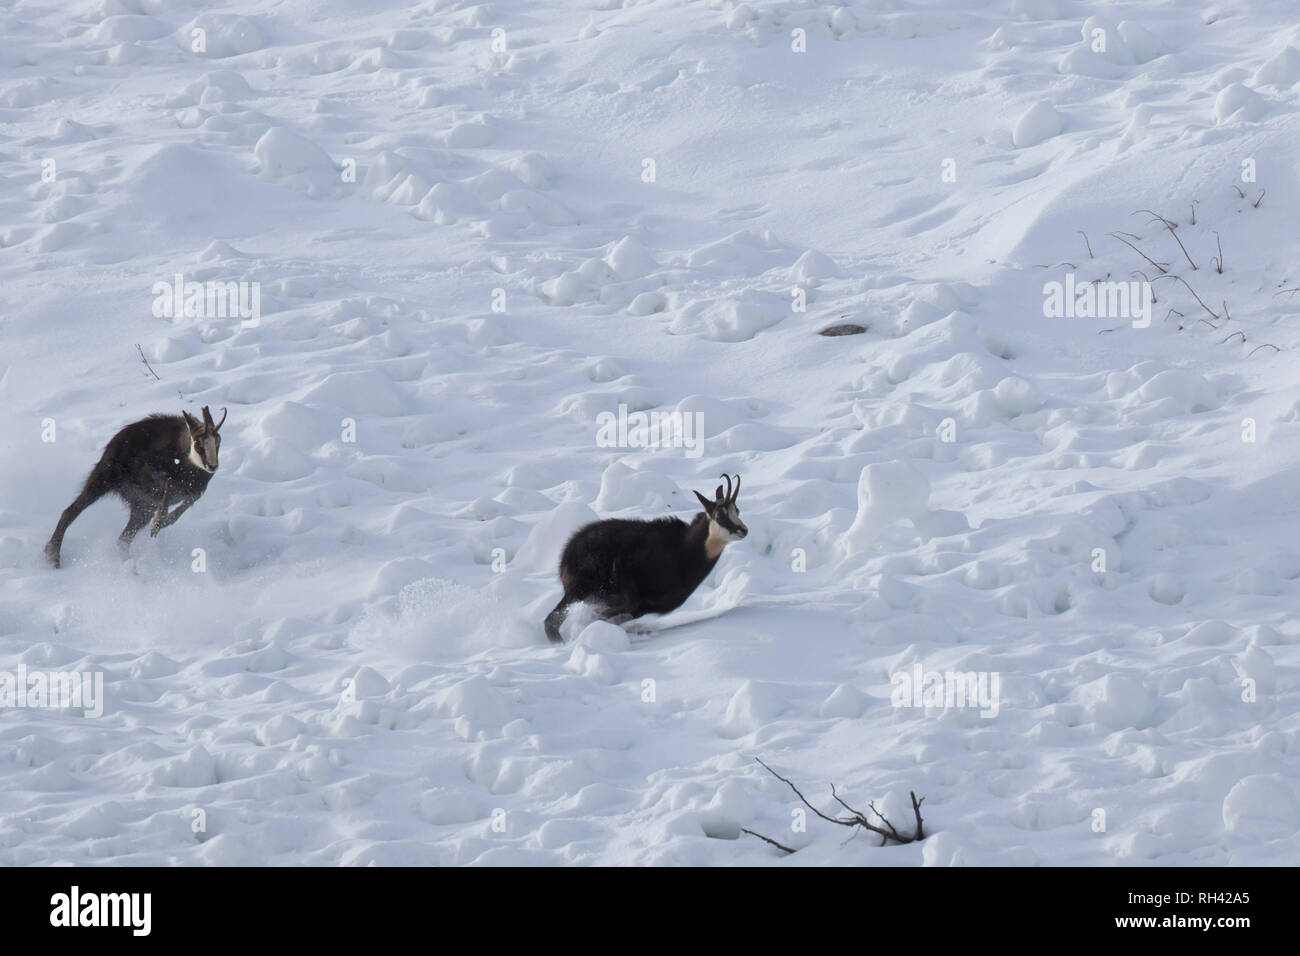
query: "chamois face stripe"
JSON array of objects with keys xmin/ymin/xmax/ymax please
[
  {"xmin": 709, "ymin": 496, "xmax": 747, "ymax": 540},
  {"xmin": 187, "ymin": 429, "xmax": 220, "ymax": 472}
]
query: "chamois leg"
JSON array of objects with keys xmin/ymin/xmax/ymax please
[
  {"xmin": 149, "ymin": 478, "xmax": 172, "ymax": 537},
  {"xmin": 44, "ymin": 471, "xmax": 114, "ymax": 568},
  {"xmin": 118, "ymin": 505, "xmax": 152, "ymax": 557},
  {"xmin": 151, "ymin": 498, "xmax": 194, "ymax": 537},
  {"xmin": 544, "ymin": 596, "xmax": 577, "ymax": 643},
  {"xmin": 594, "ymin": 570, "xmax": 640, "ymax": 626}
]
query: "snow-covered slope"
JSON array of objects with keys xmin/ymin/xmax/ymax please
[{"xmin": 1, "ymin": 0, "xmax": 1298, "ymax": 864}]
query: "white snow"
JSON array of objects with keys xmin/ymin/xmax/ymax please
[
  {"xmin": 1, "ymin": 0, "xmax": 1298, "ymax": 867},
  {"xmin": 1012, "ymin": 101, "xmax": 1064, "ymax": 148},
  {"xmin": 1221, "ymin": 775, "xmax": 1300, "ymax": 841}
]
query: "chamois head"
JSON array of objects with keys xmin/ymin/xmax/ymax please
[
  {"xmin": 182, "ymin": 406, "xmax": 226, "ymax": 473},
  {"xmin": 694, "ymin": 473, "xmax": 747, "ymax": 543}
]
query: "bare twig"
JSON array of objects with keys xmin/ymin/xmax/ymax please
[
  {"xmin": 755, "ymin": 758, "xmax": 851, "ymax": 828},
  {"xmin": 1134, "ymin": 209, "xmax": 1196, "ymax": 269},
  {"xmin": 1079, "ymin": 231, "xmax": 1094, "ymax": 259},
  {"xmin": 135, "ymin": 344, "xmax": 161, "ymax": 381},
  {"xmin": 1166, "ymin": 223, "xmax": 1197, "ymax": 270},
  {"xmin": 754, "ymin": 758, "xmax": 926, "ymax": 848},
  {"xmin": 1254, "ymin": 189, "xmax": 1265, "ymax": 208},
  {"xmin": 1134, "ymin": 208, "xmax": 1177, "ymax": 229},
  {"xmin": 1220, "ymin": 330, "xmax": 1246, "ymax": 344},
  {"xmin": 1210, "ymin": 232, "xmax": 1223, "ymax": 274},
  {"xmin": 1249, "ymin": 344, "xmax": 1280, "ymax": 356},
  {"xmin": 1169, "ymin": 275, "xmax": 1220, "ymax": 319},
  {"xmin": 1131, "ymin": 270, "xmax": 1158, "ymax": 303},
  {"xmin": 1108, "ymin": 232, "xmax": 1168, "ymax": 273},
  {"xmin": 1232, "ymin": 184, "xmax": 1245, "ymax": 199},
  {"xmin": 740, "ymin": 828, "xmax": 796, "ymax": 854},
  {"xmin": 1189, "ymin": 200, "xmax": 1198, "ymax": 225}
]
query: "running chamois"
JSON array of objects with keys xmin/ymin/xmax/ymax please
[
  {"xmin": 44, "ymin": 407, "xmax": 226, "ymax": 568},
  {"xmin": 544, "ymin": 474, "xmax": 747, "ymax": 642}
]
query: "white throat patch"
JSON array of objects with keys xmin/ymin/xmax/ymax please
[{"xmin": 705, "ymin": 520, "xmax": 732, "ymax": 559}]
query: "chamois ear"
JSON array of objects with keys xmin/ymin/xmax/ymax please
[
  {"xmin": 182, "ymin": 410, "xmax": 202, "ymax": 432},
  {"xmin": 694, "ymin": 490, "xmax": 714, "ymax": 513}
]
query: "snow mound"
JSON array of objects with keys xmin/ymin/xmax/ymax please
[
  {"xmin": 1012, "ymin": 101, "xmax": 1063, "ymax": 148},
  {"xmin": 1222, "ymin": 775, "xmax": 1300, "ymax": 841},
  {"xmin": 605, "ymin": 236, "xmax": 657, "ymax": 279},
  {"xmin": 720, "ymin": 680, "xmax": 788, "ymax": 738},
  {"xmin": 842, "ymin": 461, "xmax": 935, "ymax": 554},
  {"xmin": 253, "ymin": 127, "xmax": 336, "ymax": 194},
  {"xmin": 1213, "ymin": 83, "xmax": 1267, "ymax": 124},
  {"xmin": 1075, "ymin": 674, "xmax": 1153, "ymax": 730},
  {"xmin": 1253, "ymin": 46, "xmax": 1300, "ymax": 88}
]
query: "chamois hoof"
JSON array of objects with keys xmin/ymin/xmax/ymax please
[{"xmin": 43, "ymin": 543, "xmax": 61, "ymax": 569}]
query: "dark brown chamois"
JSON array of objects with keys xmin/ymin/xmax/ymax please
[
  {"xmin": 544, "ymin": 474, "xmax": 747, "ymax": 642},
  {"xmin": 44, "ymin": 406, "xmax": 226, "ymax": 568}
]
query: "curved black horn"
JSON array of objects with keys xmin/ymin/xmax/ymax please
[
  {"xmin": 731, "ymin": 473, "xmax": 740, "ymax": 502},
  {"xmin": 719, "ymin": 473, "xmax": 732, "ymax": 501},
  {"xmin": 215, "ymin": 407, "xmax": 228, "ymax": 431}
]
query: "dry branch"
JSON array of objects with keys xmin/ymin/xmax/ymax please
[
  {"xmin": 1108, "ymin": 232, "xmax": 1168, "ymax": 273},
  {"xmin": 1133, "ymin": 209, "xmax": 1196, "ymax": 270},
  {"xmin": 750, "ymin": 758, "xmax": 926, "ymax": 850},
  {"xmin": 135, "ymin": 344, "xmax": 161, "ymax": 381},
  {"xmin": 1168, "ymin": 275, "xmax": 1221, "ymax": 319},
  {"xmin": 740, "ymin": 828, "xmax": 795, "ymax": 854}
]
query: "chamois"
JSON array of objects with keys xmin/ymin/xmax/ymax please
[
  {"xmin": 44, "ymin": 406, "xmax": 226, "ymax": 568},
  {"xmin": 544, "ymin": 474, "xmax": 747, "ymax": 642}
]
